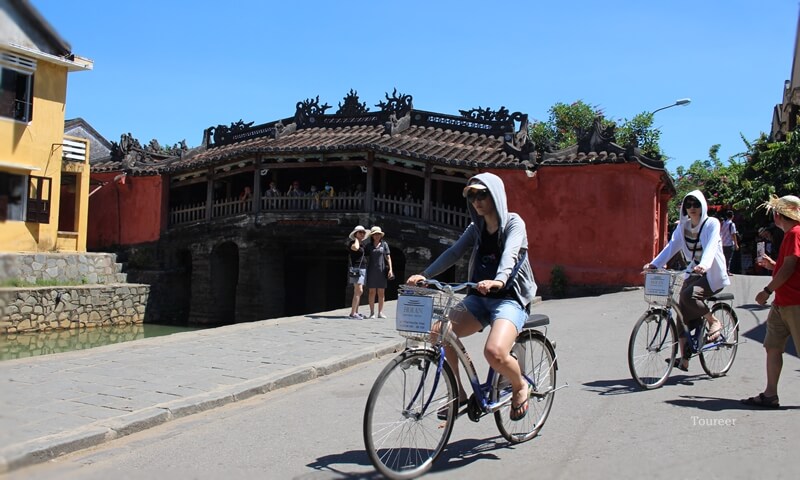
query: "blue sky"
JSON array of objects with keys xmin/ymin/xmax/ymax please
[{"xmin": 32, "ymin": 0, "xmax": 798, "ymax": 173}]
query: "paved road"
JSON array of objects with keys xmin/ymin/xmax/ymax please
[{"xmin": 1, "ymin": 274, "xmax": 797, "ymax": 476}]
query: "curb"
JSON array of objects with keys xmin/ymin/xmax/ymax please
[{"xmin": 0, "ymin": 339, "xmax": 404, "ymax": 474}]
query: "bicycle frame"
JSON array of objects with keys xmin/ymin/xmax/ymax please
[
  {"xmin": 648, "ymin": 276, "xmax": 738, "ymax": 358},
  {"xmin": 406, "ymin": 316, "xmax": 550, "ymax": 419}
]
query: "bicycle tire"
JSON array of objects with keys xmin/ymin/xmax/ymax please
[
  {"xmin": 494, "ymin": 331, "xmax": 556, "ymax": 443},
  {"xmin": 628, "ymin": 308, "xmax": 678, "ymax": 389},
  {"xmin": 700, "ymin": 303, "xmax": 739, "ymax": 377},
  {"xmin": 363, "ymin": 349, "xmax": 458, "ymax": 479}
]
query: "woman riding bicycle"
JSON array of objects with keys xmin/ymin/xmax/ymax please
[
  {"xmin": 407, "ymin": 172, "xmax": 536, "ymax": 421},
  {"xmin": 643, "ymin": 189, "xmax": 730, "ymax": 371}
]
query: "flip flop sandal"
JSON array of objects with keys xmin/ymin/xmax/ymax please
[
  {"xmin": 705, "ymin": 326, "xmax": 723, "ymax": 342},
  {"xmin": 510, "ymin": 398, "xmax": 529, "ymax": 421}
]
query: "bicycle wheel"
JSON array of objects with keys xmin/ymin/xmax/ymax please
[
  {"xmin": 363, "ymin": 350, "xmax": 458, "ymax": 479},
  {"xmin": 494, "ymin": 331, "xmax": 556, "ymax": 443},
  {"xmin": 628, "ymin": 308, "xmax": 678, "ymax": 389},
  {"xmin": 700, "ymin": 303, "xmax": 739, "ymax": 377}
]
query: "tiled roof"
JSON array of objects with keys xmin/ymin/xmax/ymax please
[
  {"xmin": 90, "ymin": 91, "xmax": 536, "ymax": 176},
  {"xmin": 540, "ymin": 120, "xmax": 667, "ymax": 171},
  {"xmin": 162, "ymin": 122, "xmax": 529, "ymax": 174}
]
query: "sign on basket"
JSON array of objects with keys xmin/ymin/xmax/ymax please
[
  {"xmin": 644, "ymin": 273, "xmax": 671, "ymax": 296},
  {"xmin": 396, "ymin": 295, "xmax": 434, "ymax": 333}
]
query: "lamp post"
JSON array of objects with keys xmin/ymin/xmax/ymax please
[{"xmin": 649, "ymin": 98, "xmax": 691, "ymax": 115}]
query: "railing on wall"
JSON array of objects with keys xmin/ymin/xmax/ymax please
[
  {"xmin": 169, "ymin": 194, "xmax": 469, "ymax": 230},
  {"xmin": 169, "ymin": 202, "xmax": 205, "ymax": 225},
  {"xmin": 259, "ymin": 194, "xmax": 364, "ymax": 211},
  {"xmin": 374, "ymin": 193, "xmax": 422, "ymax": 219},
  {"xmin": 212, "ymin": 197, "xmax": 252, "ymax": 218},
  {"xmin": 431, "ymin": 203, "xmax": 470, "ymax": 231}
]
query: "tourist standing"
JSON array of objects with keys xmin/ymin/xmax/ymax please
[
  {"xmin": 347, "ymin": 225, "xmax": 368, "ymax": 319},
  {"xmin": 720, "ymin": 210, "xmax": 739, "ymax": 274},
  {"xmin": 365, "ymin": 226, "xmax": 393, "ymax": 318},
  {"xmin": 742, "ymin": 195, "xmax": 800, "ymax": 408}
]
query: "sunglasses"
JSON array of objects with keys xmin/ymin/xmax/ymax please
[
  {"xmin": 467, "ymin": 190, "xmax": 489, "ymax": 202},
  {"xmin": 684, "ymin": 201, "xmax": 701, "ymax": 209}
]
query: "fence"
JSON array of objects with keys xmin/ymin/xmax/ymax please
[{"xmin": 169, "ymin": 194, "xmax": 469, "ymax": 230}]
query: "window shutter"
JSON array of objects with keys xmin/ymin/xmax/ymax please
[{"xmin": 26, "ymin": 175, "xmax": 51, "ymax": 224}]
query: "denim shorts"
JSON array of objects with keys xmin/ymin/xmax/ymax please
[
  {"xmin": 348, "ymin": 268, "xmax": 366, "ymax": 286},
  {"xmin": 460, "ymin": 295, "xmax": 528, "ymax": 333}
]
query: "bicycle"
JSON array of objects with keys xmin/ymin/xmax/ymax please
[
  {"xmin": 627, "ymin": 268, "xmax": 740, "ymax": 390},
  {"xmin": 362, "ymin": 279, "xmax": 560, "ymax": 479}
]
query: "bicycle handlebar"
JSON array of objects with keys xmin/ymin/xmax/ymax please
[
  {"xmin": 412, "ymin": 279, "xmax": 477, "ymax": 293},
  {"xmin": 642, "ymin": 268, "xmax": 702, "ymax": 277}
]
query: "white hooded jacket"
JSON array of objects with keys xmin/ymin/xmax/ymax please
[{"xmin": 651, "ymin": 189, "xmax": 730, "ymax": 292}]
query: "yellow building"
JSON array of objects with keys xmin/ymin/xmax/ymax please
[{"xmin": 0, "ymin": 0, "xmax": 93, "ymax": 252}]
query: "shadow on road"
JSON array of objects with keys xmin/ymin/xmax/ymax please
[
  {"xmin": 304, "ymin": 314, "xmax": 358, "ymax": 320},
  {"xmin": 302, "ymin": 436, "xmax": 512, "ymax": 479},
  {"xmin": 582, "ymin": 373, "xmax": 711, "ymax": 395},
  {"xmin": 665, "ymin": 394, "xmax": 800, "ymax": 411},
  {"xmin": 433, "ymin": 436, "xmax": 512, "ymax": 475},
  {"xmin": 303, "ymin": 449, "xmax": 380, "ymax": 479},
  {"xmin": 582, "ymin": 378, "xmax": 641, "ymax": 396}
]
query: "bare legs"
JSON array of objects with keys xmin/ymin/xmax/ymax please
[
  {"xmin": 764, "ymin": 347, "xmax": 783, "ymax": 397},
  {"xmin": 368, "ymin": 288, "xmax": 386, "ymax": 316},
  {"xmin": 438, "ymin": 309, "xmax": 525, "ymax": 406},
  {"xmin": 349, "ymin": 284, "xmax": 364, "ymax": 316}
]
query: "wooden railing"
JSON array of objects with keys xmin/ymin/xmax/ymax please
[
  {"xmin": 431, "ymin": 203, "xmax": 470, "ymax": 231},
  {"xmin": 259, "ymin": 194, "xmax": 364, "ymax": 211},
  {"xmin": 374, "ymin": 194, "xmax": 422, "ymax": 219},
  {"xmin": 169, "ymin": 202, "xmax": 205, "ymax": 225},
  {"xmin": 169, "ymin": 194, "xmax": 469, "ymax": 230}
]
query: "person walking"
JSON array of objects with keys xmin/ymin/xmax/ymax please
[
  {"xmin": 741, "ymin": 195, "xmax": 800, "ymax": 408},
  {"xmin": 644, "ymin": 190, "xmax": 730, "ymax": 371},
  {"xmin": 365, "ymin": 226, "xmax": 393, "ymax": 318},
  {"xmin": 347, "ymin": 225, "xmax": 368, "ymax": 319},
  {"xmin": 407, "ymin": 172, "xmax": 537, "ymax": 421},
  {"xmin": 720, "ymin": 210, "xmax": 739, "ymax": 274}
]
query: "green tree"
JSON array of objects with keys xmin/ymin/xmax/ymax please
[
  {"xmin": 615, "ymin": 112, "xmax": 662, "ymax": 159},
  {"xmin": 670, "ymin": 145, "xmax": 744, "ymax": 224},
  {"xmin": 530, "ymin": 100, "xmax": 663, "ymax": 159},
  {"xmin": 732, "ymin": 127, "xmax": 800, "ymax": 223}
]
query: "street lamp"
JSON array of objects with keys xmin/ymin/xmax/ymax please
[{"xmin": 649, "ymin": 98, "xmax": 692, "ymax": 115}]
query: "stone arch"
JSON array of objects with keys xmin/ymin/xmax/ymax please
[
  {"xmin": 175, "ymin": 248, "xmax": 193, "ymax": 324},
  {"xmin": 210, "ymin": 241, "xmax": 239, "ymax": 325}
]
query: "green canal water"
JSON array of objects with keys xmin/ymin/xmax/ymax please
[{"xmin": 0, "ymin": 324, "xmax": 203, "ymax": 362}]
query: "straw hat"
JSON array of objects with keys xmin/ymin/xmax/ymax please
[
  {"xmin": 369, "ymin": 226, "xmax": 385, "ymax": 238},
  {"xmin": 348, "ymin": 225, "xmax": 367, "ymax": 240},
  {"xmin": 762, "ymin": 195, "xmax": 800, "ymax": 222}
]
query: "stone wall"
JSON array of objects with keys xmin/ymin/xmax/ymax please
[
  {"xmin": 0, "ymin": 253, "xmax": 127, "ymax": 284},
  {"xmin": 0, "ymin": 284, "xmax": 150, "ymax": 334}
]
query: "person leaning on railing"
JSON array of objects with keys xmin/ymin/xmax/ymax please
[{"xmin": 644, "ymin": 189, "xmax": 730, "ymax": 372}]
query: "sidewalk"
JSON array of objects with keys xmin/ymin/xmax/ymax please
[{"xmin": 0, "ymin": 305, "xmax": 404, "ymax": 473}]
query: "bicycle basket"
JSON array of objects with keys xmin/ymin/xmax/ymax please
[
  {"xmin": 643, "ymin": 271, "xmax": 684, "ymax": 307},
  {"xmin": 396, "ymin": 285, "xmax": 457, "ymax": 340}
]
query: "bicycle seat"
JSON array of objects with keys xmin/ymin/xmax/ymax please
[
  {"xmin": 524, "ymin": 314, "xmax": 550, "ymax": 329},
  {"xmin": 709, "ymin": 293, "xmax": 734, "ymax": 301}
]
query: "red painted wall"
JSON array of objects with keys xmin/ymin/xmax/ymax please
[
  {"xmin": 494, "ymin": 164, "xmax": 671, "ymax": 287},
  {"xmin": 88, "ymin": 173, "xmax": 165, "ymax": 250}
]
